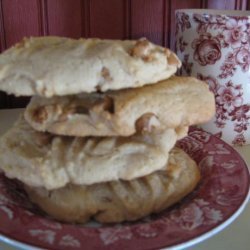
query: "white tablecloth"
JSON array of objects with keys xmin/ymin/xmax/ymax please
[{"xmin": 0, "ymin": 109, "xmax": 249, "ymax": 250}]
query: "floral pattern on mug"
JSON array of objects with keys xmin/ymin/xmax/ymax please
[
  {"xmin": 180, "ymin": 54, "xmax": 193, "ymax": 75},
  {"xmin": 177, "ymin": 36, "xmax": 188, "ymax": 52},
  {"xmin": 197, "ymin": 73, "xmax": 250, "ymax": 143},
  {"xmin": 176, "ymin": 12, "xmax": 191, "ymax": 34},
  {"xmin": 192, "ymin": 33, "xmax": 222, "ymax": 66},
  {"xmin": 220, "ymin": 43, "xmax": 250, "ymax": 78},
  {"xmin": 223, "ymin": 19, "xmax": 248, "ymax": 48},
  {"xmin": 192, "ymin": 13, "xmax": 250, "ymax": 77},
  {"xmin": 216, "ymin": 81, "xmax": 243, "ymax": 113},
  {"xmin": 175, "ymin": 11, "xmax": 250, "ymax": 145}
]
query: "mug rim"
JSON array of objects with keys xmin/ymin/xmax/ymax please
[{"xmin": 175, "ymin": 9, "xmax": 250, "ymax": 17}]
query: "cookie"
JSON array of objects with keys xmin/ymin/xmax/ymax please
[
  {"xmin": 25, "ymin": 76, "xmax": 215, "ymax": 137},
  {"xmin": 0, "ymin": 116, "xmax": 186, "ymax": 190},
  {"xmin": 24, "ymin": 147, "xmax": 200, "ymax": 223},
  {"xmin": 0, "ymin": 37, "xmax": 181, "ymax": 97}
]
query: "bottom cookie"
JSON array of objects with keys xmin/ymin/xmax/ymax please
[{"xmin": 24, "ymin": 147, "xmax": 200, "ymax": 224}]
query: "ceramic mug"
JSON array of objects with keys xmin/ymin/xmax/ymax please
[{"xmin": 175, "ymin": 9, "xmax": 250, "ymax": 146}]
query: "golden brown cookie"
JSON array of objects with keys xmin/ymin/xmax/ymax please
[
  {"xmin": 24, "ymin": 76, "xmax": 215, "ymax": 137},
  {"xmin": 0, "ymin": 116, "xmax": 186, "ymax": 189},
  {"xmin": 24, "ymin": 147, "xmax": 200, "ymax": 224},
  {"xmin": 0, "ymin": 37, "xmax": 180, "ymax": 97}
]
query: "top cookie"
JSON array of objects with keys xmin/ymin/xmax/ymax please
[{"xmin": 0, "ymin": 36, "xmax": 181, "ymax": 97}]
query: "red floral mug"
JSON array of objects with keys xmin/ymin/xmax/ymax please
[{"xmin": 175, "ymin": 9, "xmax": 250, "ymax": 146}]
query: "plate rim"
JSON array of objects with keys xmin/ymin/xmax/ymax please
[
  {"xmin": 165, "ymin": 188, "xmax": 250, "ymax": 250},
  {"xmin": 1, "ymin": 189, "xmax": 249, "ymax": 250}
]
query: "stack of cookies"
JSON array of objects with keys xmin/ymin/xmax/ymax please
[{"xmin": 0, "ymin": 37, "xmax": 215, "ymax": 223}]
